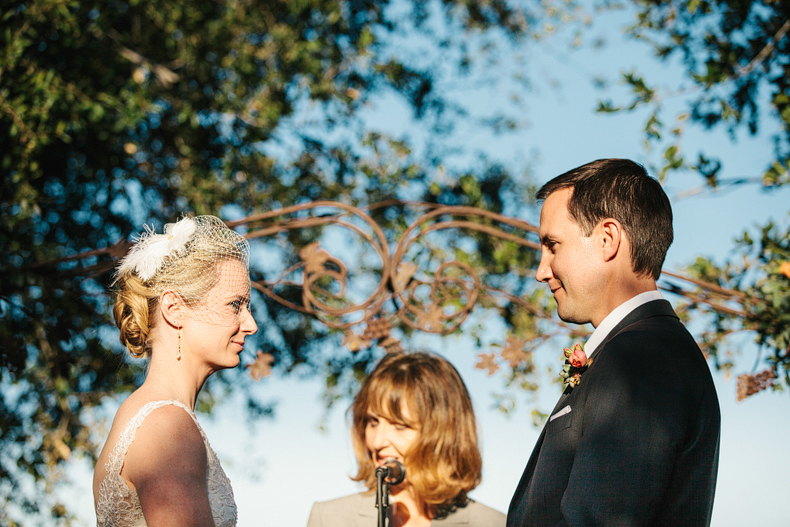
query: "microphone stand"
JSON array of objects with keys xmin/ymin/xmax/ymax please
[
  {"xmin": 375, "ymin": 458, "xmax": 405, "ymax": 527},
  {"xmin": 375, "ymin": 466, "xmax": 390, "ymax": 527}
]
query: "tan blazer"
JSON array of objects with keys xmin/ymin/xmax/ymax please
[{"xmin": 307, "ymin": 491, "xmax": 506, "ymax": 527}]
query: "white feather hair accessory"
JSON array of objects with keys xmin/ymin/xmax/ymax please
[{"xmin": 117, "ymin": 217, "xmax": 197, "ymax": 281}]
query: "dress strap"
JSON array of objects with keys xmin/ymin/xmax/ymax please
[{"xmin": 104, "ymin": 399, "xmax": 197, "ymax": 476}]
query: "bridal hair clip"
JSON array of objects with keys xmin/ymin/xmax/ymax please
[{"xmin": 117, "ymin": 217, "xmax": 197, "ymax": 281}]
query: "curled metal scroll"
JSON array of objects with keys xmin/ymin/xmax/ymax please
[
  {"xmin": 229, "ymin": 201, "xmax": 392, "ymax": 329},
  {"xmin": 390, "ymin": 205, "xmax": 539, "ymax": 336},
  {"xmin": 230, "ymin": 200, "xmax": 541, "ymax": 352},
  {"xmin": 34, "ymin": 200, "xmax": 542, "ymax": 355},
  {"xmin": 35, "ymin": 202, "xmax": 759, "ymax": 384},
  {"xmin": 35, "ymin": 199, "xmax": 751, "ymax": 371}
]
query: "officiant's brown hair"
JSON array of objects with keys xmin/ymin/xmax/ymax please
[{"xmin": 350, "ymin": 351, "xmax": 482, "ymax": 516}]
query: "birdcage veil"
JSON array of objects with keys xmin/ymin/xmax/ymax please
[{"xmin": 116, "ymin": 215, "xmax": 252, "ymax": 325}]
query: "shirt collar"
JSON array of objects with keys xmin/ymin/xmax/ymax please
[{"xmin": 584, "ymin": 290, "xmax": 664, "ymax": 357}]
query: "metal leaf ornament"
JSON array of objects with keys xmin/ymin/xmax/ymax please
[
  {"xmin": 300, "ymin": 242, "xmax": 330, "ymax": 275},
  {"xmin": 475, "ymin": 352, "xmax": 500, "ymax": 375},
  {"xmin": 501, "ymin": 336, "xmax": 531, "ymax": 367},
  {"xmin": 342, "ymin": 330, "xmax": 371, "ymax": 353},
  {"xmin": 395, "ymin": 262, "xmax": 417, "ymax": 290},
  {"xmin": 247, "ymin": 352, "xmax": 275, "ymax": 381},
  {"xmin": 417, "ymin": 305, "xmax": 445, "ymax": 332}
]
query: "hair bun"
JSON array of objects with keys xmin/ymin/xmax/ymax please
[{"xmin": 113, "ymin": 275, "xmax": 152, "ymax": 358}]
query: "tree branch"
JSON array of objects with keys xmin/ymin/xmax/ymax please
[{"xmin": 736, "ymin": 18, "xmax": 790, "ymax": 77}]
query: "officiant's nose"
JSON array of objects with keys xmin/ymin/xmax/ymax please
[{"xmin": 368, "ymin": 423, "xmax": 389, "ymax": 449}]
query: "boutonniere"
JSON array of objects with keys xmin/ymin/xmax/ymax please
[{"xmin": 560, "ymin": 343, "xmax": 592, "ymax": 388}]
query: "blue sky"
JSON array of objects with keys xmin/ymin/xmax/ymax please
[{"xmin": 61, "ymin": 3, "xmax": 790, "ymax": 526}]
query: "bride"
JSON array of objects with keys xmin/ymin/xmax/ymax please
[{"xmin": 93, "ymin": 216, "xmax": 257, "ymax": 527}]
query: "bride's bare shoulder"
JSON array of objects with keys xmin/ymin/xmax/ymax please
[{"xmin": 122, "ymin": 400, "xmax": 207, "ymax": 489}]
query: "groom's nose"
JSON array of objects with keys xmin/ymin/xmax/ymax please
[{"xmin": 536, "ymin": 249, "xmax": 553, "ymax": 283}]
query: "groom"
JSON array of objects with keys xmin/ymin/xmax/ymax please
[{"xmin": 507, "ymin": 159, "xmax": 720, "ymax": 526}]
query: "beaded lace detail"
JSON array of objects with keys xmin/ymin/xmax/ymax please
[{"xmin": 96, "ymin": 400, "xmax": 237, "ymax": 527}]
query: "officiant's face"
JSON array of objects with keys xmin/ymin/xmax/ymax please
[
  {"xmin": 536, "ymin": 188, "xmax": 607, "ymax": 326},
  {"xmin": 364, "ymin": 405, "xmax": 418, "ymax": 476}
]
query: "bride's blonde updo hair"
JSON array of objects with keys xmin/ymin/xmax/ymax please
[{"xmin": 112, "ymin": 216, "xmax": 250, "ymax": 358}]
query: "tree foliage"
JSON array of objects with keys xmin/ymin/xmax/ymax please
[
  {"xmin": 3, "ymin": 0, "xmax": 789, "ymax": 523},
  {"xmin": 599, "ymin": 0, "xmax": 790, "ymax": 186},
  {"xmin": 0, "ymin": 0, "xmax": 557, "ymax": 523},
  {"xmin": 596, "ymin": 0, "xmax": 790, "ymax": 397}
]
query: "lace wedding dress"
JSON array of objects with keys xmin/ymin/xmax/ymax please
[{"xmin": 96, "ymin": 400, "xmax": 237, "ymax": 527}]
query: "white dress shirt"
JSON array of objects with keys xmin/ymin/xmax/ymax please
[{"xmin": 583, "ymin": 290, "xmax": 664, "ymax": 358}]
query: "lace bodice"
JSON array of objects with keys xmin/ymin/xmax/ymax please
[{"xmin": 96, "ymin": 400, "xmax": 237, "ymax": 527}]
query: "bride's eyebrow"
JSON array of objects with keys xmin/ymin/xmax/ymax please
[{"xmin": 227, "ymin": 293, "xmax": 250, "ymax": 303}]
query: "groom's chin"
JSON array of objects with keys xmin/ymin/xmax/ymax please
[{"xmin": 556, "ymin": 307, "xmax": 587, "ymax": 326}]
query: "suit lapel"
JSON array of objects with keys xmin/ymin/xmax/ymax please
[
  {"xmin": 509, "ymin": 355, "xmax": 582, "ymax": 521},
  {"xmin": 507, "ymin": 417, "xmax": 548, "ymax": 522}
]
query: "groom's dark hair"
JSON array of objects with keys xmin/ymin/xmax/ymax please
[{"xmin": 536, "ymin": 158, "xmax": 673, "ymax": 281}]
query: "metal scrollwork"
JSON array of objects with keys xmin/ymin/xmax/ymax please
[
  {"xmin": 233, "ymin": 200, "xmax": 541, "ymax": 353},
  {"xmin": 37, "ymin": 200, "xmax": 758, "ymax": 383},
  {"xmin": 231, "ymin": 201, "xmax": 392, "ymax": 330},
  {"xmin": 39, "ymin": 200, "xmax": 542, "ymax": 356}
]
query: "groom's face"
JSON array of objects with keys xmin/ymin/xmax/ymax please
[{"xmin": 536, "ymin": 188, "xmax": 608, "ymax": 327}]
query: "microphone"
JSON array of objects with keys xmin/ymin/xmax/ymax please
[{"xmin": 375, "ymin": 457, "xmax": 406, "ymax": 485}]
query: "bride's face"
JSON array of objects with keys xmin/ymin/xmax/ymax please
[
  {"xmin": 364, "ymin": 403, "xmax": 419, "ymax": 473},
  {"xmin": 180, "ymin": 259, "xmax": 257, "ymax": 369}
]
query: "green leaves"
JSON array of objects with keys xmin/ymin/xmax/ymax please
[
  {"xmin": 666, "ymin": 216, "xmax": 790, "ymax": 398},
  {"xmin": 1, "ymin": 0, "xmax": 547, "ymax": 523},
  {"xmin": 602, "ymin": 0, "xmax": 790, "ymax": 188}
]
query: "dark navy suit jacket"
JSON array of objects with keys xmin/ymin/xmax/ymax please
[{"xmin": 507, "ymin": 300, "xmax": 720, "ymax": 527}]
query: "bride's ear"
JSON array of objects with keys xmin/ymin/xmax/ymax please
[{"xmin": 159, "ymin": 290, "xmax": 185, "ymax": 328}]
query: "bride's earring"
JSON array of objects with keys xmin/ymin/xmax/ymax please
[{"xmin": 177, "ymin": 323, "xmax": 182, "ymax": 361}]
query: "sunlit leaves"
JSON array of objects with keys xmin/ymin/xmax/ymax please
[
  {"xmin": 603, "ymin": 0, "xmax": 790, "ymax": 188},
  {"xmin": 1, "ymin": 1, "xmax": 545, "ymax": 523},
  {"xmin": 668, "ymin": 216, "xmax": 790, "ymax": 396},
  {"xmin": 591, "ymin": 0, "xmax": 790, "ymax": 396}
]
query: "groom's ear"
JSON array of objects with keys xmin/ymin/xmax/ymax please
[{"xmin": 599, "ymin": 218, "xmax": 623, "ymax": 262}]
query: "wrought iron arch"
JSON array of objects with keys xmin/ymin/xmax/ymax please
[
  {"xmin": 37, "ymin": 199, "xmax": 757, "ymax": 390},
  {"xmin": 230, "ymin": 200, "xmax": 543, "ymax": 358}
]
